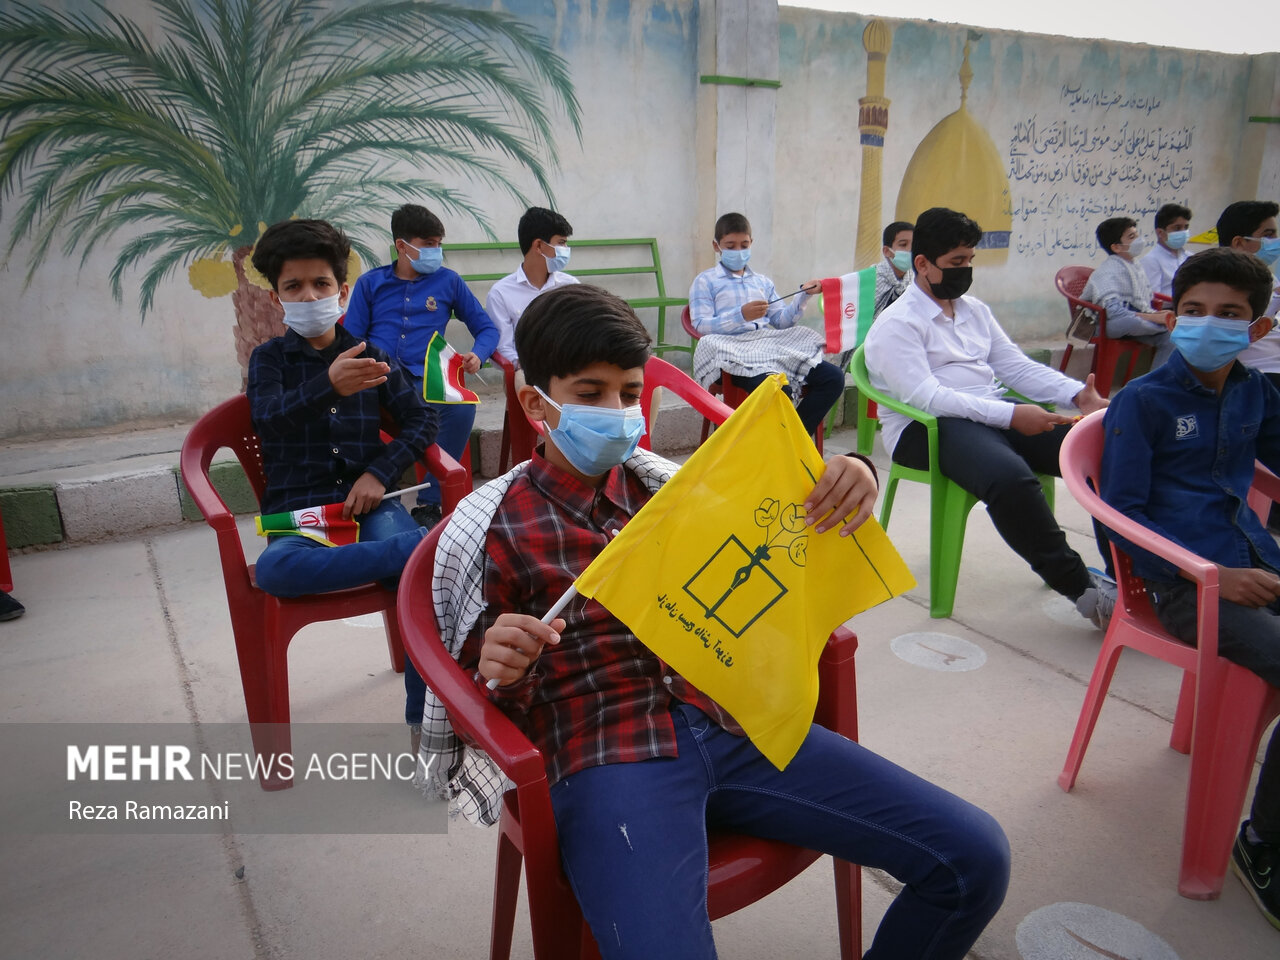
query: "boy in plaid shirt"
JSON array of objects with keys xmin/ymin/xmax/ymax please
[{"xmin": 460, "ymin": 283, "xmax": 1010, "ymax": 960}]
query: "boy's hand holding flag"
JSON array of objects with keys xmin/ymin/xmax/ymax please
[
  {"xmin": 255, "ymin": 480, "xmax": 433, "ymax": 546},
  {"xmin": 423, "ymin": 332, "xmax": 480, "ymax": 404}
]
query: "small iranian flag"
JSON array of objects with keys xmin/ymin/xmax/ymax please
[
  {"xmin": 423, "ymin": 332, "xmax": 480, "ymax": 404},
  {"xmin": 255, "ymin": 503, "xmax": 359, "ymax": 547},
  {"xmin": 820, "ymin": 267, "xmax": 878, "ymax": 354}
]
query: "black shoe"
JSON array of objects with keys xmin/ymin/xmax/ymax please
[
  {"xmin": 0, "ymin": 591, "xmax": 24, "ymax": 622},
  {"xmin": 1232, "ymin": 821, "xmax": 1280, "ymax": 930},
  {"xmin": 411, "ymin": 504, "xmax": 443, "ymax": 529}
]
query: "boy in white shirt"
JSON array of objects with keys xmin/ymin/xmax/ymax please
[
  {"xmin": 1140, "ymin": 203, "xmax": 1192, "ymax": 299},
  {"xmin": 487, "ymin": 206, "xmax": 579, "ymax": 367},
  {"xmin": 863, "ymin": 207, "xmax": 1113, "ymax": 625}
]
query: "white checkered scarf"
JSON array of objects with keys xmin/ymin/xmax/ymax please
[
  {"xmin": 415, "ymin": 449, "xmax": 678, "ymax": 825},
  {"xmin": 692, "ymin": 326, "xmax": 825, "ymax": 391}
]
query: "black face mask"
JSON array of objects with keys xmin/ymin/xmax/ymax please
[{"xmin": 927, "ymin": 265, "xmax": 973, "ymax": 300}]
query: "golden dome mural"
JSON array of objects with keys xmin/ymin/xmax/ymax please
[{"xmin": 895, "ymin": 36, "xmax": 1012, "ymax": 264}]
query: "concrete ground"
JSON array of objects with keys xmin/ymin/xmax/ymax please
[{"xmin": 2, "ymin": 393, "xmax": 1278, "ymax": 959}]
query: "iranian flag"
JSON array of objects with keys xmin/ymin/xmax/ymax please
[
  {"xmin": 820, "ymin": 267, "xmax": 877, "ymax": 354},
  {"xmin": 255, "ymin": 503, "xmax": 359, "ymax": 547},
  {"xmin": 423, "ymin": 332, "xmax": 479, "ymax": 404}
]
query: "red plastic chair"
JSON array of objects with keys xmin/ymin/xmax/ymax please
[
  {"xmin": 0, "ymin": 503, "xmax": 12, "ymax": 594},
  {"xmin": 493, "ymin": 354, "xmax": 543, "ymax": 472},
  {"xmin": 1054, "ymin": 266, "xmax": 1152, "ymax": 398},
  {"xmin": 681, "ymin": 306, "xmax": 825, "ymax": 453},
  {"xmin": 398, "ymin": 520, "xmax": 862, "ymax": 960},
  {"xmin": 180, "ymin": 394, "xmax": 469, "ymax": 790},
  {"xmin": 1057, "ymin": 411, "xmax": 1280, "ymax": 898},
  {"xmin": 636, "ymin": 356, "xmax": 734, "ymax": 452}
]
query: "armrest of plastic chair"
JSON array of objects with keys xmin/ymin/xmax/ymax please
[
  {"xmin": 814, "ymin": 625, "xmax": 858, "ymax": 739},
  {"xmin": 179, "ymin": 420, "xmax": 249, "ymax": 584},
  {"xmin": 423, "ymin": 443, "xmax": 469, "ymax": 514},
  {"xmin": 1061, "ymin": 412, "xmax": 1221, "ymax": 658},
  {"xmin": 850, "ymin": 345, "xmax": 942, "ymax": 467}
]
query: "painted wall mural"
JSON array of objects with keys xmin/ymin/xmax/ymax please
[{"xmin": 0, "ymin": 0, "xmax": 579, "ymax": 375}]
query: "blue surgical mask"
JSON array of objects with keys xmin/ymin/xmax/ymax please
[
  {"xmin": 1169, "ymin": 315, "xmax": 1253, "ymax": 371},
  {"xmin": 890, "ymin": 249, "xmax": 912, "ymax": 273},
  {"xmin": 543, "ymin": 244, "xmax": 571, "ymax": 273},
  {"xmin": 1255, "ymin": 237, "xmax": 1280, "ymax": 267},
  {"xmin": 1164, "ymin": 230, "xmax": 1189, "ymax": 250},
  {"xmin": 280, "ymin": 294, "xmax": 343, "ymax": 338},
  {"xmin": 536, "ymin": 388, "xmax": 646, "ymax": 476},
  {"xmin": 405, "ymin": 242, "xmax": 443, "ymax": 274},
  {"xmin": 718, "ymin": 247, "xmax": 751, "ymax": 272}
]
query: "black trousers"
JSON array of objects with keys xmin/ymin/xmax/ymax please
[{"xmin": 892, "ymin": 417, "xmax": 1093, "ymax": 600}]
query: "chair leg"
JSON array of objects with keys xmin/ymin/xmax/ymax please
[
  {"xmin": 237, "ymin": 605, "xmax": 295, "ymax": 791},
  {"xmin": 856, "ymin": 397, "xmax": 875, "ymax": 458},
  {"xmin": 382, "ymin": 608, "xmax": 406, "ymax": 674},
  {"xmin": 499, "ymin": 412, "xmax": 511, "ymax": 474},
  {"xmin": 878, "ymin": 478, "xmax": 900, "ymax": 529},
  {"xmin": 1058, "ymin": 342, "xmax": 1074, "ymax": 373},
  {"xmin": 1093, "ymin": 343, "xmax": 1118, "ymax": 398},
  {"xmin": 929, "ymin": 482, "xmax": 977, "ymax": 619},
  {"xmin": 490, "ymin": 830, "xmax": 524, "ymax": 960},
  {"xmin": 1177, "ymin": 671, "xmax": 1275, "ymax": 900},
  {"xmin": 1058, "ymin": 638, "xmax": 1127, "ymax": 792},
  {"xmin": 833, "ymin": 858, "xmax": 863, "ymax": 960},
  {"xmin": 1169, "ymin": 670, "xmax": 1194, "ymax": 754}
]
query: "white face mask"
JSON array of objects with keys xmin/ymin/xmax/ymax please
[{"xmin": 280, "ymin": 294, "xmax": 343, "ymax": 338}]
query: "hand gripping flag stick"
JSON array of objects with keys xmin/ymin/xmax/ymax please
[
  {"xmin": 765, "ymin": 287, "xmax": 806, "ymax": 305},
  {"xmin": 485, "ymin": 583, "xmax": 578, "ymax": 690}
]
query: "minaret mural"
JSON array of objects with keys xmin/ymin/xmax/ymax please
[
  {"xmin": 895, "ymin": 32, "xmax": 1012, "ymax": 264},
  {"xmin": 854, "ymin": 19, "xmax": 893, "ymax": 269}
]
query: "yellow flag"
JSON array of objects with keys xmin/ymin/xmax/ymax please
[{"xmin": 575, "ymin": 375, "xmax": 914, "ymax": 769}]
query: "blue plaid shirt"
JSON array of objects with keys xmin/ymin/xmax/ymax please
[
  {"xmin": 688, "ymin": 262, "xmax": 812, "ymax": 335},
  {"xmin": 247, "ymin": 325, "xmax": 438, "ymax": 515}
]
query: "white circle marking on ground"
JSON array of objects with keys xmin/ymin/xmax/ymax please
[
  {"xmin": 1016, "ymin": 902, "xmax": 1180, "ymax": 960},
  {"xmin": 889, "ymin": 632, "xmax": 987, "ymax": 672}
]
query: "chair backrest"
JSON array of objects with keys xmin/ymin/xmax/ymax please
[
  {"xmin": 639, "ymin": 356, "xmax": 733, "ymax": 450},
  {"xmin": 1054, "ymin": 265, "xmax": 1094, "ymax": 300},
  {"xmin": 182, "ymin": 395, "xmax": 269, "ymax": 516},
  {"xmin": 680, "ymin": 304, "xmax": 699, "ymax": 340}
]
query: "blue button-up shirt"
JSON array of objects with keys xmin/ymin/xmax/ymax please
[
  {"xmin": 1100, "ymin": 350, "xmax": 1280, "ymax": 580},
  {"xmin": 343, "ymin": 264, "xmax": 498, "ymax": 377},
  {"xmin": 247, "ymin": 325, "xmax": 438, "ymax": 515},
  {"xmin": 688, "ymin": 263, "xmax": 812, "ymax": 335}
]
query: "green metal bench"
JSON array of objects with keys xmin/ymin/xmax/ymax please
[{"xmin": 442, "ymin": 238, "xmax": 691, "ymax": 357}]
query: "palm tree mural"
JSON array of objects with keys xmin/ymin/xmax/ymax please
[{"xmin": 0, "ymin": 0, "xmax": 579, "ymax": 376}]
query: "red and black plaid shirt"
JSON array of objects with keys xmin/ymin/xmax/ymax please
[{"xmin": 460, "ymin": 451, "xmax": 742, "ymax": 786}]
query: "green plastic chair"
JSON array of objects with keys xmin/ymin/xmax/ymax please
[{"xmin": 850, "ymin": 345, "xmax": 1055, "ymax": 618}]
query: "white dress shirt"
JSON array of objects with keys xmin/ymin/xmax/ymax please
[
  {"xmin": 486, "ymin": 264, "xmax": 579, "ymax": 363},
  {"xmin": 1139, "ymin": 243, "xmax": 1188, "ymax": 299},
  {"xmin": 863, "ymin": 281, "xmax": 1085, "ymax": 455}
]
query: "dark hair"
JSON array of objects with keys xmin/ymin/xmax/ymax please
[
  {"xmin": 1173, "ymin": 248, "xmax": 1275, "ymax": 320},
  {"xmin": 390, "ymin": 203, "xmax": 445, "ymax": 242},
  {"xmin": 911, "ymin": 207, "xmax": 982, "ymax": 263},
  {"xmin": 515, "ymin": 284, "xmax": 652, "ymax": 389},
  {"xmin": 517, "ymin": 206, "xmax": 573, "ymax": 256},
  {"xmin": 1155, "ymin": 203, "xmax": 1192, "ymax": 230},
  {"xmin": 714, "ymin": 212, "xmax": 751, "ymax": 242},
  {"xmin": 251, "ymin": 219, "xmax": 351, "ymax": 290},
  {"xmin": 882, "ymin": 221, "xmax": 914, "ymax": 248},
  {"xmin": 1217, "ymin": 200, "xmax": 1280, "ymax": 247},
  {"xmin": 1095, "ymin": 217, "xmax": 1136, "ymax": 253}
]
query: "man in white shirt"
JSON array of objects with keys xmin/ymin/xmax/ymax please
[
  {"xmin": 863, "ymin": 207, "xmax": 1112, "ymax": 625},
  {"xmin": 1139, "ymin": 203, "xmax": 1192, "ymax": 299},
  {"xmin": 487, "ymin": 206, "xmax": 580, "ymax": 366}
]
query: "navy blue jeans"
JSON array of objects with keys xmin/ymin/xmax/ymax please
[
  {"xmin": 253, "ymin": 499, "xmax": 427, "ymax": 725},
  {"xmin": 550, "ymin": 704, "xmax": 1010, "ymax": 960},
  {"xmin": 730, "ymin": 360, "xmax": 845, "ymax": 436},
  {"xmin": 415, "ymin": 386, "xmax": 475, "ymax": 507}
]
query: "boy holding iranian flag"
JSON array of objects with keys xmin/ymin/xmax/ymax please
[{"xmin": 246, "ymin": 218, "xmax": 437, "ymax": 725}]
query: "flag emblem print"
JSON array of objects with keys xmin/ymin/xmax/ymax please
[
  {"xmin": 255, "ymin": 502, "xmax": 359, "ymax": 547},
  {"xmin": 574, "ymin": 375, "xmax": 914, "ymax": 768}
]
